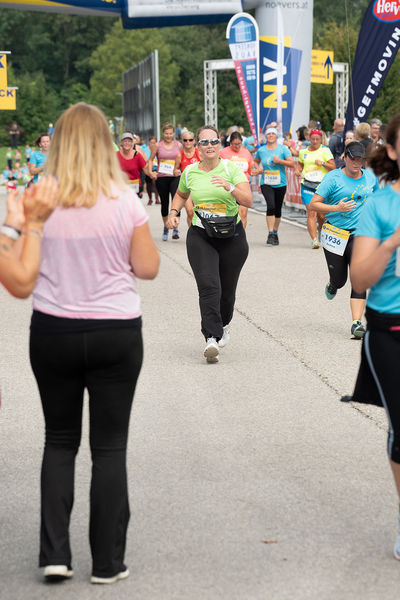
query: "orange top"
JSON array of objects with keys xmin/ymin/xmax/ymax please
[{"xmin": 219, "ymin": 146, "xmax": 253, "ymax": 180}]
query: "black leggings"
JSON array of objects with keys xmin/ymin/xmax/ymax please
[
  {"xmin": 186, "ymin": 223, "xmax": 249, "ymax": 340},
  {"xmin": 364, "ymin": 329, "xmax": 400, "ymax": 463},
  {"xmin": 156, "ymin": 176, "xmax": 179, "ymax": 217},
  {"xmin": 323, "ymin": 234, "xmax": 366, "ymax": 299},
  {"xmin": 260, "ymin": 184, "xmax": 286, "ymax": 218},
  {"xmin": 30, "ymin": 325, "xmax": 143, "ymax": 578}
]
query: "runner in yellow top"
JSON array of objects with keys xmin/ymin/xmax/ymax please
[{"xmin": 295, "ymin": 129, "xmax": 335, "ymax": 248}]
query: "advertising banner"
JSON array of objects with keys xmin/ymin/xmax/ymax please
[
  {"xmin": 226, "ymin": 12, "xmax": 260, "ymax": 144},
  {"xmin": 255, "ymin": 1, "xmax": 314, "ymax": 132},
  {"xmin": 0, "ymin": 52, "xmax": 16, "ymax": 110},
  {"xmin": 259, "ymin": 35, "xmax": 302, "ymax": 135},
  {"xmin": 0, "ymin": 0, "xmax": 121, "ymax": 16},
  {"xmin": 122, "ymin": 0, "xmax": 243, "ymax": 28},
  {"xmin": 345, "ymin": 0, "xmax": 400, "ymax": 129}
]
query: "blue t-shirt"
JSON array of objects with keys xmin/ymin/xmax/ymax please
[
  {"xmin": 29, "ymin": 150, "xmax": 47, "ymax": 182},
  {"xmin": 243, "ymin": 136, "xmax": 256, "ymax": 152},
  {"xmin": 256, "ymin": 144, "xmax": 291, "ymax": 187},
  {"xmin": 316, "ymin": 168, "xmax": 379, "ymax": 231},
  {"xmin": 141, "ymin": 144, "xmax": 151, "ymax": 159},
  {"xmin": 355, "ymin": 186, "xmax": 400, "ymax": 313}
]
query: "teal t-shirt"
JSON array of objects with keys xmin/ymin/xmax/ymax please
[
  {"xmin": 355, "ymin": 186, "xmax": 400, "ymax": 313},
  {"xmin": 316, "ymin": 168, "xmax": 379, "ymax": 231},
  {"xmin": 255, "ymin": 144, "xmax": 291, "ymax": 187},
  {"xmin": 30, "ymin": 150, "xmax": 47, "ymax": 182},
  {"xmin": 178, "ymin": 158, "xmax": 247, "ymax": 227}
]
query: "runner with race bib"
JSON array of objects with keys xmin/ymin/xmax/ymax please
[
  {"xmin": 309, "ymin": 141, "xmax": 379, "ymax": 338},
  {"xmin": 148, "ymin": 123, "xmax": 182, "ymax": 241},
  {"xmin": 295, "ymin": 129, "xmax": 335, "ymax": 248},
  {"xmin": 254, "ymin": 127, "xmax": 294, "ymax": 245}
]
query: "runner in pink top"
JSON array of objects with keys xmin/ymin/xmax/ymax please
[
  {"xmin": 148, "ymin": 122, "xmax": 182, "ymax": 241},
  {"xmin": 219, "ymin": 132, "xmax": 254, "ymax": 228},
  {"xmin": 29, "ymin": 102, "xmax": 159, "ymax": 585}
]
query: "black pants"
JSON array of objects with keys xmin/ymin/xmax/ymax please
[
  {"xmin": 364, "ymin": 329, "xmax": 400, "ymax": 462},
  {"xmin": 29, "ymin": 326, "xmax": 143, "ymax": 578},
  {"xmin": 186, "ymin": 223, "xmax": 249, "ymax": 340},
  {"xmin": 155, "ymin": 176, "xmax": 179, "ymax": 217},
  {"xmin": 260, "ymin": 184, "xmax": 286, "ymax": 218},
  {"xmin": 323, "ymin": 234, "xmax": 366, "ymax": 299}
]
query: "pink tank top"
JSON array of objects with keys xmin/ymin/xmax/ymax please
[
  {"xmin": 33, "ymin": 185, "xmax": 148, "ymax": 319},
  {"xmin": 157, "ymin": 140, "xmax": 180, "ymax": 178}
]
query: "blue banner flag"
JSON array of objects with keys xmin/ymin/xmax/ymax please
[
  {"xmin": 259, "ymin": 36, "xmax": 302, "ymax": 135},
  {"xmin": 345, "ymin": 0, "xmax": 400, "ymax": 129},
  {"xmin": 226, "ymin": 12, "xmax": 260, "ymax": 144}
]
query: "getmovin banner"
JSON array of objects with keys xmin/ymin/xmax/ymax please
[{"xmin": 345, "ymin": 0, "xmax": 400, "ymax": 129}]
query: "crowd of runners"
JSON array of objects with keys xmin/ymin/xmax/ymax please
[{"xmin": 2, "ymin": 104, "xmax": 400, "ymax": 584}]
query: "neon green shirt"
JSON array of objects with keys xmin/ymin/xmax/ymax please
[
  {"xmin": 299, "ymin": 146, "xmax": 333, "ymax": 185},
  {"xmin": 178, "ymin": 158, "xmax": 247, "ymax": 226}
]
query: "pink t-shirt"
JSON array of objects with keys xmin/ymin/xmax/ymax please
[{"xmin": 33, "ymin": 185, "xmax": 148, "ymax": 319}]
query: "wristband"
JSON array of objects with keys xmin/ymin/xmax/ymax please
[
  {"xmin": 228, "ymin": 183, "xmax": 235, "ymax": 194},
  {"xmin": 169, "ymin": 208, "xmax": 179, "ymax": 214},
  {"xmin": 1, "ymin": 224, "xmax": 21, "ymax": 240},
  {"xmin": 25, "ymin": 228, "xmax": 43, "ymax": 238}
]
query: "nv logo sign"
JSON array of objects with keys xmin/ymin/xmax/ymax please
[
  {"xmin": 259, "ymin": 36, "xmax": 302, "ymax": 134},
  {"xmin": 262, "ymin": 54, "xmax": 288, "ymax": 109},
  {"xmin": 0, "ymin": 52, "xmax": 17, "ymax": 111}
]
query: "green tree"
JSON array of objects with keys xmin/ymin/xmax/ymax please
[{"xmin": 89, "ymin": 21, "xmax": 180, "ymax": 124}]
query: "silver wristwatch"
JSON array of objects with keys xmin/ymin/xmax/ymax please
[{"xmin": 228, "ymin": 183, "xmax": 235, "ymax": 193}]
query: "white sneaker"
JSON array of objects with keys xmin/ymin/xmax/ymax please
[
  {"xmin": 204, "ymin": 337, "xmax": 219, "ymax": 363},
  {"xmin": 44, "ymin": 565, "xmax": 74, "ymax": 581},
  {"xmin": 91, "ymin": 568, "xmax": 130, "ymax": 584},
  {"xmin": 218, "ymin": 324, "xmax": 231, "ymax": 348}
]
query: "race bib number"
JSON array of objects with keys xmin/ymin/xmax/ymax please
[
  {"xmin": 158, "ymin": 159, "xmax": 175, "ymax": 175},
  {"xmin": 305, "ymin": 169, "xmax": 323, "ymax": 183},
  {"xmin": 129, "ymin": 179, "xmax": 139, "ymax": 193},
  {"xmin": 232, "ymin": 159, "xmax": 248, "ymax": 172},
  {"xmin": 264, "ymin": 170, "xmax": 281, "ymax": 186},
  {"xmin": 195, "ymin": 202, "xmax": 227, "ymax": 227},
  {"xmin": 320, "ymin": 222, "xmax": 350, "ymax": 256}
]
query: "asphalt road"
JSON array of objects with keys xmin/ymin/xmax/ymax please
[{"xmin": 1, "ymin": 191, "xmax": 399, "ymax": 600}]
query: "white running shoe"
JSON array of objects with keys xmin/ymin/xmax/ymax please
[
  {"xmin": 204, "ymin": 337, "xmax": 219, "ymax": 363},
  {"xmin": 44, "ymin": 565, "xmax": 74, "ymax": 581},
  {"xmin": 91, "ymin": 568, "xmax": 130, "ymax": 584},
  {"xmin": 218, "ymin": 324, "xmax": 231, "ymax": 348}
]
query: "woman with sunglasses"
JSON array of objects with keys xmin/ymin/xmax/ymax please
[
  {"xmin": 166, "ymin": 125, "xmax": 252, "ymax": 363},
  {"xmin": 148, "ymin": 123, "xmax": 182, "ymax": 241},
  {"xmin": 219, "ymin": 131, "xmax": 254, "ymax": 228},
  {"xmin": 173, "ymin": 128, "xmax": 200, "ymax": 227},
  {"xmin": 295, "ymin": 129, "xmax": 335, "ymax": 248}
]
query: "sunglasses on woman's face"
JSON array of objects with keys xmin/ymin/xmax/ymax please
[
  {"xmin": 183, "ymin": 138, "xmax": 194, "ymax": 142},
  {"xmin": 198, "ymin": 138, "xmax": 220, "ymax": 147}
]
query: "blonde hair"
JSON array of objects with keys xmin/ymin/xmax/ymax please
[
  {"xmin": 162, "ymin": 122, "xmax": 174, "ymax": 133},
  {"xmin": 355, "ymin": 122, "xmax": 371, "ymax": 140},
  {"xmin": 45, "ymin": 102, "xmax": 126, "ymax": 208}
]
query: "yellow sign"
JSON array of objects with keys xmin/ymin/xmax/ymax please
[
  {"xmin": 0, "ymin": 52, "xmax": 16, "ymax": 110},
  {"xmin": 311, "ymin": 50, "xmax": 334, "ymax": 85}
]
